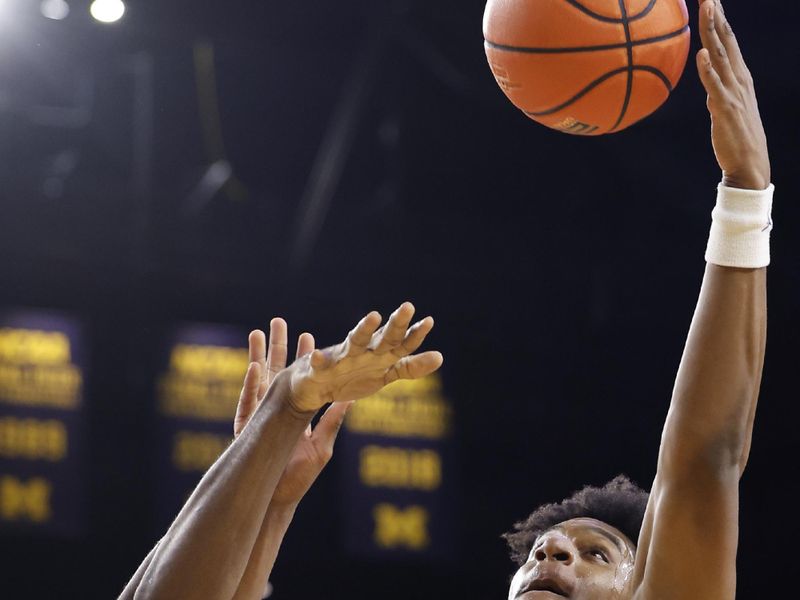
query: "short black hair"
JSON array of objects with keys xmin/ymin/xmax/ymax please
[{"xmin": 503, "ymin": 475, "xmax": 649, "ymax": 565}]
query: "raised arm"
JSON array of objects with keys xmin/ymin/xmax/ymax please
[
  {"xmin": 119, "ymin": 323, "xmax": 353, "ymax": 600},
  {"xmin": 231, "ymin": 325, "xmax": 355, "ymax": 600},
  {"xmin": 632, "ymin": 2, "xmax": 771, "ymax": 599},
  {"xmin": 124, "ymin": 303, "xmax": 441, "ymax": 600}
]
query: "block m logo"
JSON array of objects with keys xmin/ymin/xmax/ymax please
[
  {"xmin": 373, "ymin": 503, "xmax": 430, "ymax": 550},
  {"xmin": 0, "ymin": 476, "xmax": 52, "ymax": 523}
]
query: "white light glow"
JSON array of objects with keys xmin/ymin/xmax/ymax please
[
  {"xmin": 41, "ymin": 0, "xmax": 70, "ymax": 21},
  {"xmin": 90, "ymin": 0, "xmax": 125, "ymax": 23}
]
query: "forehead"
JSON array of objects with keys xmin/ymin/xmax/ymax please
[{"xmin": 541, "ymin": 518, "xmax": 635, "ymax": 552}]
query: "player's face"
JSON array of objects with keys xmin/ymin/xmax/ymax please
[{"xmin": 507, "ymin": 518, "xmax": 636, "ymax": 600}]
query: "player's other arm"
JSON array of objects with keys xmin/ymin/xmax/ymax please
[
  {"xmin": 123, "ymin": 304, "xmax": 440, "ymax": 600},
  {"xmin": 119, "ymin": 324, "xmax": 349, "ymax": 600},
  {"xmin": 632, "ymin": 2, "xmax": 771, "ymax": 599},
  {"xmin": 228, "ymin": 305, "xmax": 439, "ymax": 600},
  {"xmin": 129, "ymin": 370, "xmax": 312, "ymax": 600},
  {"xmin": 230, "ymin": 327, "xmax": 353, "ymax": 600}
]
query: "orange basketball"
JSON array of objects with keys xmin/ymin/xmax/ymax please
[{"xmin": 483, "ymin": 0, "xmax": 690, "ymax": 135}]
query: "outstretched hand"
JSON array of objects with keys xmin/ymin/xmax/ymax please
[
  {"xmin": 233, "ymin": 319, "xmax": 313, "ymax": 437},
  {"xmin": 233, "ymin": 319, "xmax": 351, "ymax": 507},
  {"xmin": 695, "ymin": 0, "xmax": 770, "ymax": 190},
  {"xmin": 232, "ymin": 304, "xmax": 441, "ymax": 507},
  {"xmin": 286, "ymin": 302, "xmax": 442, "ymax": 413}
]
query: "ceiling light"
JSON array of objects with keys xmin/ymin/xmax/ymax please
[
  {"xmin": 89, "ymin": 0, "xmax": 125, "ymax": 24},
  {"xmin": 41, "ymin": 0, "xmax": 70, "ymax": 21}
]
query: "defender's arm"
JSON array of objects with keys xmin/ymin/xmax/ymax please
[
  {"xmin": 132, "ymin": 373, "xmax": 312, "ymax": 600},
  {"xmin": 123, "ymin": 304, "xmax": 441, "ymax": 600},
  {"xmin": 230, "ymin": 326, "xmax": 352, "ymax": 600}
]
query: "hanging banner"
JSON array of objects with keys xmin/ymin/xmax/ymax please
[
  {"xmin": 340, "ymin": 373, "xmax": 455, "ymax": 560},
  {"xmin": 0, "ymin": 308, "xmax": 86, "ymax": 536},
  {"xmin": 153, "ymin": 323, "xmax": 249, "ymax": 528}
]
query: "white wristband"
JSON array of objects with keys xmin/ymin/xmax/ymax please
[{"xmin": 705, "ymin": 183, "xmax": 774, "ymax": 268}]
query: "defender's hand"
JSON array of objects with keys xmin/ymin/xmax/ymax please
[
  {"xmin": 696, "ymin": 0, "xmax": 770, "ymax": 190},
  {"xmin": 233, "ymin": 320, "xmax": 352, "ymax": 508},
  {"xmin": 233, "ymin": 319, "xmax": 314, "ymax": 437},
  {"xmin": 287, "ymin": 302, "xmax": 442, "ymax": 413}
]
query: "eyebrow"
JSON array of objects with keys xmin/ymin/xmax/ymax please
[{"xmin": 553, "ymin": 524, "xmax": 626, "ymax": 555}]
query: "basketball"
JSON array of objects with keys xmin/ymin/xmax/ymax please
[{"xmin": 483, "ymin": 0, "xmax": 690, "ymax": 135}]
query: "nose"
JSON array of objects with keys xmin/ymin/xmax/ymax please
[{"xmin": 533, "ymin": 534, "xmax": 574, "ymax": 565}]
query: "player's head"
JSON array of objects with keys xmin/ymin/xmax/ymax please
[{"xmin": 504, "ymin": 475, "xmax": 648, "ymax": 600}]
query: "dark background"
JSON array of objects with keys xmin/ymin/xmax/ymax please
[{"xmin": 0, "ymin": 0, "xmax": 797, "ymax": 597}]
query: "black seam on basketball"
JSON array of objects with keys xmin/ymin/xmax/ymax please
[
  {"xmin": 522, "ymin": 65, "xmax": 673, "ymax": 119},
  {"xmin": 628, "ymin": 0, "xmax": 659, "ymax": 22},
  {"xmin": 483, "ymin": 25, "xmax": 689, "ymax": 55},
  {"xmin": 563, "ymin": 0, "xmax": 623, "ymax": 23},
  {"xmin": 610, "ymin": 0, "xmax": 634, "ymax": 132},
  {"xmin": 632, "ymin": 65, "xmax": 673, "ymax": 91},
  {"xmin": 524, "ymin": 67, "xmax": 629, "ymax": 116},
  {"xmin": 563, "ymin": 0, "xmax": 657, "ymax": 24}
]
